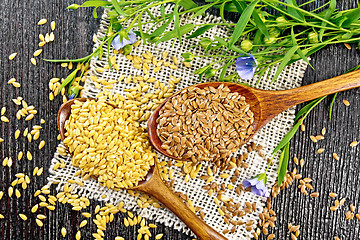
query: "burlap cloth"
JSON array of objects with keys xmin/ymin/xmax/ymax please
[{"xmin": 48, "ymin": 5, "xmax": 308, "ymax": 239}]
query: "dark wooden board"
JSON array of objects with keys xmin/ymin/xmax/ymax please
[{"xmin": 0, "ymin": 0, "xmax": 359, "ymax": 239}]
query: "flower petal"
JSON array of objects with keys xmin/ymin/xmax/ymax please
[
  {"xmin": 111, "ymin": 29, "xmax": 137, "ymax": 50},
  {"xmin": 235, "ymin": 53, "xmax": 258, "ymax": 80},
  {"xmin": 243, "ymin": 177, "xmax": 260, "ymax": 188}
]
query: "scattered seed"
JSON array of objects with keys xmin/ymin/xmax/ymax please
[
  {"xmin": 31, "ymin": 58, "xmax": 37, "ymax": 66},
  {"xmin": 321, "ymin": 127, "xmax": 326, "ymax": 135},
  {"xmin": 36, "ymin": 219, "xmax": 43, "ymax": 227},
  {"xmin": 15, "ymin": 130, "xmax": 21, "ymax": 139},
  {"xmin": 332, "ymin": 153, "xmax": 339, "ymax": 161},
  {"xmin": 19, "ymin": 214, "xmax": 28, "ymax": 221},
  {"xmin": 344, "ymin": 43, "xmax": 351, "ymax": 50},
  {"xmin": 350, "ymin": 141, "xmax": 358, "ymax": 147},
  {"xmin": 310, "ymin": 192, "xmax": 319, "ymax": 197},
  {"xmin": 77, "ymin": 219, "xmax": 87, "ymax": 228},
  {"xmin": 310, "ymin": 136, "xmax": 317, "ymax": 142},
  {"xmin": 31, "ymin": 204, "xmax": 39, "ymax": 213},
  {"xmin": 50, "ymin": 32, "xmax": 55, "ymax": 42},
  {"xmin": 350, "ymin": 204, "xmax": 355, "ymax": 212},
  {"xmin": 51, "ymin": 21, "xmax": 56, "ymax": 31},
  {"xmin": 37, "ymin": 19, "xmax": 47, "ymax": 25},
  {"xmin": 317, "ymin": 148, "xmax": 325, "ymax": 154},
  {"xmin": 33, "ymin": 49, "xmax": 43, "ymax": 57},
  {"xmin": 329, "ymin": 192, "xmax": 338, "ymax": 198},
  {"xmin": 61, "ymin": 227, "xmax": 67, "ymax": 237},
  {"xmin": 9, "ymin": 52, "xmax": 18, "ymax": 60},
  {"xmin": 8, "ymin": 187, "xmax": 13, "ymax": 197},
  {"xmin": 1, "ymin": 116, "xmax": 9, "ymax": 122},
  {"xmin": 342, "ymin": 99, "xmax": 350, "ymax": 106},
  {"xmin": 155, "ymin": 234, "xmax": 164, "ymax": 239},
  {"xmin": 27, "ymin": 151, "xmax": 33, "ymax": 161},
  {"xmin": 39, "ymin": 140, "xmax": 45, "ymax": 149}
]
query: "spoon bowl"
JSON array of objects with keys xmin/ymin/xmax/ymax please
[
  {"xmin": 148, "ymin": 70, "xmax": 360, "ymax": 160},
  {"xmin": 57, "ymin": 98, "xmax": 228, "ymax": 240}
]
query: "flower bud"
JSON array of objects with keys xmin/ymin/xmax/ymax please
[
  {"xmin": 341, "ymin": 32, "xmax": 353, "ymax": 40},
  {"xmin": 240, "ymin": 40, "xmax": 253, "ymax": 52},
  {"xmin": 308, "ymin": 32, "xmax": 319, "ymax": 43},
  {"xmin": 276, "ymin": 16, "xmax": 288, "ymax": 29},
  {"xmin": 122, "ymin": 44, "xmax": 132, "ymax": 55},
  {"xmin": 200, "ymin": 38, "xmax": 212, "ymax": 49},
  {"xmin": 268, "ymin": 28, "xmax": 281, "ymax": 38},
  {"xmin": 205, "ymin": 68, "xmax": 217, "ymax": 78},
  {"xmin": 276, "ymin": 16, "xmax": 288, "ymax": 24},
  {"xmin": 69, "ymin": 86, "xmax": 80, "ymax": 99},
  {"xmin": 181, "ymin": 52, "xmax": 194, "ymax": 62},
  {"xmin": 264, "ymin": 35, "xmax": 277, "ymax": 45}
]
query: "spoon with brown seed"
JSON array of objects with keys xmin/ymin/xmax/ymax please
[
  {"xmin": 148, "ymin": 70, "xmax": 360, "ymax": 160},
  {"xmin": 58, "ymin": 98, "xmax": 228, "ymax": 240}
]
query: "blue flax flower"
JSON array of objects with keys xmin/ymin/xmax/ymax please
[
  {"xmin": 111, "ymin": 29, "xmax": 137, "ymax": 50},
  {"xmin": 235, "ymin": 53, "xmax": 258, "ymax": 80},
  {"xmin": 243, "ymin": 173, "xmax": 269, "ymax": 198}
]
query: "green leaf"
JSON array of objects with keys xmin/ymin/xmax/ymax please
[
  {"xmin": 58, "ymin": 69, "xmax": 79, "ymax": 93},
  {"xmin": 342, "ymin": 7, "xmax": 360, "ymax": 27},
  {"xmin": 319, "ymin": 0, "xmax": 336, "ymax": 41},
  {"xmin": 214, "ymin": 36, "xmax": 247, "ymax": 54},
  {"xmin": 329, "ymin": 93, "xmax": 337, "ymax": 120},
  {"xmin": 290, "ymin": 27, "xmax": 313, "ymax": 69},
  {"xmin": 231, "ymin": 0, "xmax": 245, "ymax": 14},
  {"xmin": 286, "ymin": 0, "xmax": 305, "ymax": 22},
  {"xmin": 278, "ymin": 143, "xmax": 289, "ymax": 187},
  {"xmin": 173, "ymin": 4, "xmax": 181, "ymax": 44},
  {"xmin": 81, "ymin": 0, "xmax": 111, "ymax": 7},
  {"xmin": 191, "ymin": 1, "xmax": 219, "ymax": 18},
  {"xmin": 156, "ymin": 24, "xmax": 195, "ymax": 43},
  {"xmin": 271, "ymin": 46, "xmax": 298, "ymax": 83},
  {"xmin": 294, "ymin": 96, "xmax": 326, "ymax": 122},
  {"xmin": 273, "ymin": 120, "xmax": 301, "ymax": 154},
  {"xmin": 106, "ymin": 39, "xmax": 113, "ymax": 71},
  {"xmin": 252, "ymin": 9, "xmax": 269, "ymax": 38},
  {"xmin": 111, "ymin": 0, "xmax": 128, "ymax": 16},
  {"xmin": 219, "ymin": 1, "xmax": 226, "ymax": 23},
  {"xmin": 93, "ymin": 7, "xmax": 98, "ymax": 18},
  {"xmin": 186, "ymin": 25, "xmax": 214, "ymax": 39},
  {"xmin": 178, "ymin": 0, "xmax": 198, "ymax": 9},
  {"xmin": 151, "ymin": 18, "xmax": 172, "ymax": 37},
  {"xmin": 252, "ymin": 29, "xmax": 263, "ymax": 53},
  {"xmin": 194, "ymin": 65, "xmax": 211, "ymax": 75},
  {"xmin": 228, "ymin": 0, "xmax": 259, "ymax": 47},
  {"xmin": 219, "ymin": 59, "xmax": 233, "ymax": 81},
  {"xmin": 43, "ymin": 55, "xmax": 91, "ymax": 63},
  {"xmin": 138, "ymin": 11, "xmax": 145, "ymax": 43}
]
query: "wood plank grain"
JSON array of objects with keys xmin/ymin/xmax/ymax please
[{"xmin": 0, "ymin": 0, "xmax": 359, "ymax": 240}]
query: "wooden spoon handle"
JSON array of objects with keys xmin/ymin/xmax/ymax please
[
  {"xmin": 140, "ymin": 173, "xmax": 227, "ymax": 240},
  {"xmin": 257, "ymin": 69, "xmax": 360, "ymax": 121}
]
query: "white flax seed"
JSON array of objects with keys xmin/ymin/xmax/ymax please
[{"xmin": 51, "ymin": 21, "xmax": 56, "ymax": 31}]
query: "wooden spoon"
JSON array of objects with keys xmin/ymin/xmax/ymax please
[
  {"xmin": 148, "ymin": 70, "xmax": 360, "ymax": 160},
  {"xmin": 57, "ymin": 98, "xmax": 227, "ymax": 240}
]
